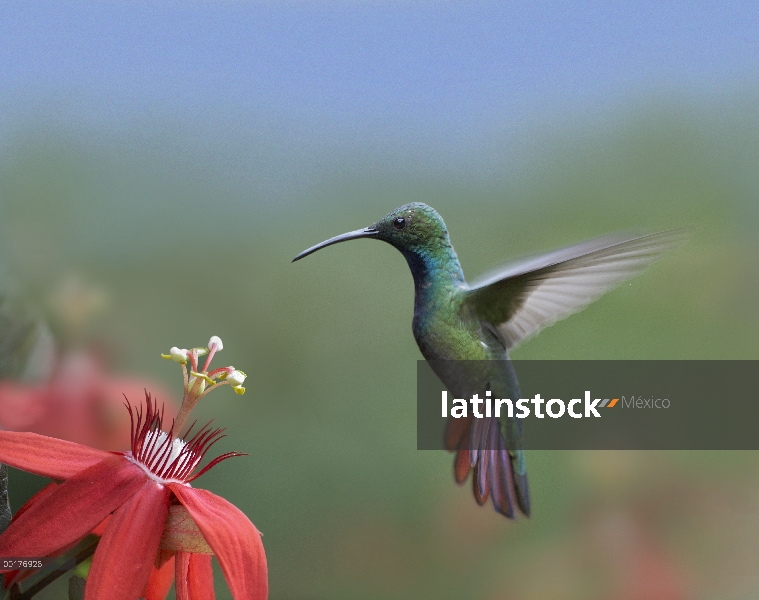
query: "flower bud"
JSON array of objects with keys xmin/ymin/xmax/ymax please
[{"xmin": 208, "ymin": 336, "xmax": 223, "ymax": 351}]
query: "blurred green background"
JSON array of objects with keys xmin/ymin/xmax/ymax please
[{"xmin": 2, "ymin": 3, "xmax": 759, "ymax": 599}]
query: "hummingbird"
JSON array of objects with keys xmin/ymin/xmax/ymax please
[{"xmin": 293, "ymin": 203, "xmax": 685, "ymax": 518}]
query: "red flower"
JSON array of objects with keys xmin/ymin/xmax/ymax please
[
  {"xmin": 0, "ymin": 394, "xmax": 267, "ymax": 600},
  {"xmin": 0, "ymin": 350, "xmax": 178, "ymax": 450}
]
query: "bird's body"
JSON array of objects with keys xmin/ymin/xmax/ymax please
[{"xmin": 294, "ymin": 203, "xmax": 685, "ymax": 518}]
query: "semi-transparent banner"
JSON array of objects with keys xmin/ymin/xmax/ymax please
[{"xmin": 417, "ymin": 360, "xmax": 759, "ymax": 450}]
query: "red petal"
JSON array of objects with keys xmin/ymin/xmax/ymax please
[
  {"xmin": 0, "ymin": 431, "xmax": 111, "ymax": 479},
  {"xmin": 170, "ymin": 485, "xmax": 267, "ymax": 600},
  {"xmin": 188, "ymin": 554, "xmax": 215, "ymax": 600},
  {"xmin": 0, "ymin": 455, "xmax": 145, "ymax": 562},
  {"xmin": 91, "ymin": 514, "xmax": 112, "ymax": 537},
  {"xmin": 4, "ymin": 482, "xmax": 106, "ymax": 588},
  {"xmin": 176, "ymin": 552, "xmax": 215, "ymax": 600},
  {"xmin": 85, "ymin": 478, "xmax": 170, "ymax": 600},
  {"xmin": 144, "ymin": 553, "xmax": 176, "ymax": 600},
  {"xmin": 175, "ymin": 553, "xmax": 191, "ymax": 600}
]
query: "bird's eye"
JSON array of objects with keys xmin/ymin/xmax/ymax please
[{"xmin": 393, "ymin": 217, "xmax": 406, "ymax": 230}]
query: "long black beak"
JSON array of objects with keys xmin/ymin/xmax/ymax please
[{"xmin": 292, "ymin": 227, "xmax": 379, "ymax": 262}]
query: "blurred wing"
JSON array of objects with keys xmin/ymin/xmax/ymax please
[{"xmin": 466, "ymin": 230, "xmax": 689, "ymax": 350}]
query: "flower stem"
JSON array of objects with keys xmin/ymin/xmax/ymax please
[
  {"xmin": 0, "ymin": 464, "xmax": 10, "ymax": 535},
  {"xmin": 15, "ymin": 540, "xmax": 98, "ymax": 600}
]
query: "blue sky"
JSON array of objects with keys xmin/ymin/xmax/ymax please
[
  {"xmin": 2, "ymin": 2, "xmax": 757, "ymax": 134},
  {"xmin": 0, "ymin": 1, "xmax": 757, "ymax": 220}
]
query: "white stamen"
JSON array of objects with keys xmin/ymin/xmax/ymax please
[
  {"xmin": 170, "ymin": 347, "xmax": 188, "ymax": 363},
  {"xmin": 227, "ymin": 369, "xmax": 246, "ymax": 386}
]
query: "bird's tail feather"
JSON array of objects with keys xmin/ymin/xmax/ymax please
[
  {"xmin": 450, "ymin": 418, "xmax": 473, "ymax": 484},
  {"xmin": 445, "ymin": 416, "xmax": 529, "ymax": 518}
]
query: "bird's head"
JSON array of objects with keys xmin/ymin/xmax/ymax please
[{"xmin": 292, "ymin": 202, "xmax": 451, "ymax": 262}]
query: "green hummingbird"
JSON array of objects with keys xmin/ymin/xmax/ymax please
[{"xmin": 293, "ymin": 203, "xmax": 684, "ymax": 518}]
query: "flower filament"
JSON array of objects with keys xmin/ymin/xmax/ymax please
[
  {"xmin": 161, "ymin": 336, "xmax": 248, "ymax": 436},
  {"xmin": 126, "ymin": 394, "xmax": 244, "ymax": 485}
]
